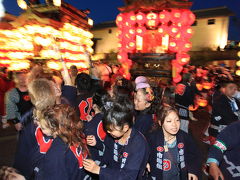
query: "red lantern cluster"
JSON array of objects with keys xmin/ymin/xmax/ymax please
[{"xmin": 116, "ymin": 9, "xmax": 196, "ymax": 81}]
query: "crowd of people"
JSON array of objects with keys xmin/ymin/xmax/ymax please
[{"xmin": 0, "ymin": 61, "xmax": 240, "ymax": 180}]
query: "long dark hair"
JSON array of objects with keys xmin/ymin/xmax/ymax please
[{"xmin": 103, "ymin": 99, "xmax": 134, "ymax": 132}]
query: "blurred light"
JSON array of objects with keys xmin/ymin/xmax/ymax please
[{"xmin": 17, "ymin": 0, "xmax": 27, "ymax": 10}]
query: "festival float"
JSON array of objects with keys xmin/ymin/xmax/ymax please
[
  {"xmin": 116, "ymin": 0, "xmax": 195, "ymax": 83},
  {"xmin": 0, "ymin": 0, "xmax": 94, "ymax": 71}
]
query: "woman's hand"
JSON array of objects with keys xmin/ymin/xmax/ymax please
[
  {"xmin": 209, "ymin": 162, "xmax": 224, "ymax": 180},
  {"xmin": 83, "ymin": 159, "xmax": 100, "ymax": 174},
  {"xmin": 146, "ymin": 163, "xmax": 151, "ymax": 172},
  {"xmin": 86, "ymin": 135, "xmax": 97, "ymax": 146},
  {"xmin": 188, "ymin": 173, "xmax": 198, "ymax": 180}
]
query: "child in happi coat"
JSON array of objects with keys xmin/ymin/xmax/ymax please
[
  {"xmin": 33, "ymin": 104, "xmax": 90, "ymax": 179},
  {"xmin": 83, "ymin": 99, "xmax": 149, "ymax": 180},
  {"xmin": 147, "ymin": 106, "xmax": 201, "ymax": 180}
]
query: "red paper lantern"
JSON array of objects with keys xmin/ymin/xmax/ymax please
[
  {"xmin": 159, "ymin": 10, "xmax": 171, "ymax": 24},
  {"xmin": 173, "ymin": 74, "xmax": 182, "ymax": 83},
  {"xmin": 169, "ymin": 40, "xmax": 178, "ymax": 52},
  {"xmin": 146, "ymin": 12, "xmax": 159, "ymax": 28},
  {"xmin": 181, "ymin": 27, "xmax": 194, "ymax": 39},
  {"xmin": 176, "ymin": 53, "xmax": 190, "ymax": 65},
  {"xmin": 136, "ymin": 12, "xmax": 146, "ymax": 25},
  {"xmin": 198, "ymin": 98, "xmax": 208, "ymax": 107},
  {"xmin": 203, "ymin": 82, "xmax": 213, "ymax": 90},
  {"xmin": 171, "ymin": 9, "xmax": 182, "ymax": 24},
  {"xmin": 180, "ymin": 9, "xmax": 196, "ymax": 26},
  {"xmin": 127, "ymin": 40, "xmax": 136, "ymax": 51},
  {"xmin": 136, "ymin": 26, "xmax": 146, "ymax": 36},
  {"xmin": 168, "ymin": 25, "xmax": 180, "ymax": 37},
  {"xmin": 158, "ymin": 25, "xmax": 168, "ymax": 34},
  {"xmin": 116, "ymin": 13, "xmax": 126, "ymax": 27},
  {"xmin": 196, "ymin": 83, "xmax": 203, "ymax": 91},
  {"xmin": 125, "ymin": 12, "xmax": 136, "ymax": 26},
  {"xmin": 178, "ymin": 40, "xmax": 192, "ymax": 52},
  {"xmin": 117, "ymin": 51, "xmax": 128, "ymax": 62}
]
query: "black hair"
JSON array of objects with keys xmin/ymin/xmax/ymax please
[
  {"xmin": 103, "ymin": 99, "xmax": 134, "ymax": 132},
  {"xmin": 151, "ymin": 106, "xmax": 178, "ymax": 131},
  {"xmin": 92, "ymin": 88, "xmax": 110, "ymax": 111},
  {"xmin": 75, "ymin": 73, "xmax": 92, "ymax": 92}
]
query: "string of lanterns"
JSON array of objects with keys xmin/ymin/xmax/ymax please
[
  {"xmin": 116, "ymin": 9, "xmax": 195, "ymax": 82},
  {"xmin": 0, "ymin": 23, "xmax": 94, "ymax": 71}
]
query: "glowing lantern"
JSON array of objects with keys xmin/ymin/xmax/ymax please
[
  {"xmin": 198, "ymin": 98, "xmax": 208, "ymax": 107},
  {"xmin": 168, "ymin": 25, "xmax": 180, "ymax": 37},
  {"xmin": 128, "ymin": 28, "xmax": 135, "ymax": 35},
  {"xmin": 136, "ymin": 12, "xmax": 146, "ymax": 25},
  {"xmin": 171, "ymin": 9, "xmax": 182, "ymax": 24},
  {"xmin": 146, "ymin": 12, "xmax": 159, "ymax": 28},
  {"xmin": 17, "ymin": 0, "xmax": 27, "ymax": 10},
  {"xmin": 236, "ymin": 60, "xmax": 240, "ymax": 67},
  {"xmin": 203, "ymin": 82, "xmax": 213, "ymax": 90},
  {"xmin": 189, "ymin": 105, "xmax": 199, "ymax": 111},
  {"xmin": 236, "ymin": 70, "xmax": 240, "ymax": 76},
  {"xmin": 158, "ymin": 25, "xmax": 168, "ymax": 35},
  {"xmin": 53, "ymin": 0, "xmax": 61, "ymax": 6},
  {"xmin": 196, "ymin": 84, "xmax": 203, "ymax": 91},
  {"xmin": 176, "ymin": 53, "xmax": 190, "ymax": 65},
  {"xmin": 181, "ymin": 27, "xmax": 194, "ymax": 39},
  {"xmin": 169, "ymin": 40, "xmax": 178, "ymax": 52},
  {"xmin": 117, "ymin": 51, "xmax": 128, "ymax": 61},
  {"xmin": 178, "ymin": 40, "xmax": 192, "ymax": 52},
  {"xmin": 125, "ymin": 12, "xmax": 136, "ymax": 26},
  {"xmin": 238, "ymin": 51, "xmax": 240, "ymax": 57},
  {"xmin": 136, "ymin": 26, "xmax": 146, "ymax": 36},
  {"xmin": 127, "ymin": 40, "xmax": 136, "ymax": 51},
  {"xmin": 159, "ymin": 10, "xmax": 171, "ymax": 24},
  {"xmin": 116, "ymin": 13, "xmax": 125, "ymax": 27},
  {"xmin": 173, "ymin": 74, "xmax": 182, "ymax": 83},
  {"xmin": 47, "ymin": 61, "xmax": 62, "ymax": 70},
  {"xmin": 179, "ymin": 10, "xmax": 196, "ymax": 26}
]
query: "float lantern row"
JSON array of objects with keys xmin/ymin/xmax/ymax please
[
  {"xmin": 116, "ymin": 9, "xmax": 196, "ymax": 82},
  {"xmin": 0, "ymin": 23, "xmax": 94, "ymax": 71}
]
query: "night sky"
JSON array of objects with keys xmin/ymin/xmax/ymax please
[{"xmin": 2, "ymin": 0, "xmax": 240, "ymax": 40}]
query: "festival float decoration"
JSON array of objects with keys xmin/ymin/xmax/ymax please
[
  {"xmin": 116, "ymin": 0, "xmax": 195, "ymax": 82},
  {"xmin": 0, "ymin": 0, "xmax": 93, "ymax": 71}
]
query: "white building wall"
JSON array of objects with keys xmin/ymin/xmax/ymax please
[
  {"xmin": 92, "ymin": 27, "xmax": 118, "ymax": 54},
  {"xmin": 191, "ymin": 16, "xmax": 229, "ymax": 51}
]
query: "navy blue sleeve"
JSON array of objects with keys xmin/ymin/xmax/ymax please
[
  {"xmin": 134, "ymin": 114, "xmax": 153, "ymax": 135},
  {"xmin": 13, "ymin": 121, "xmax": 36, "ymax": 179},
  {"xmin": 61, "ymin": 85, "xmax": 77, "ymax": 107},
  {"xmin": 99, "ymin": 137, "xmax": 148, "ymax": 180},
  {"xmin": 184, "ymin": 132, "xmax": 202, "ymax": 177},
  {"xmin": 208, "ymin": 121, "xmax": 240, "ymax": 163}
]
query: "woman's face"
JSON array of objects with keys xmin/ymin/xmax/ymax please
[
  {"xmin": 161, "ymin": 111, "xmax": 180, "ymax": 136},
  {"xmin": 134, "ymin": 89, "xmax": 150, "ymax": 111},
  {"xmin": 107, "ymin": 125, "xmax": 129, "ymax": 139}
]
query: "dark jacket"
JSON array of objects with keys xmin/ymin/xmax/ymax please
[
  {"xmin": 146, "ymin": 129, "xmax": 201, "ymax": 180},
  {"xmin": 208, "ymin": 121, "xmax": 240, "ymax": 180},
  {"xmin": 98, "ymin": 128, "xmax": 149, "ymax": 180}
]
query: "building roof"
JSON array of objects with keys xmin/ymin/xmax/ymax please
[
  {"xmin": 92, "ymin": 6, "xmax": 234, "ymax": 30},
  {"xmin": 193, "ymin": 6, "xmax": 234, "ymax": 19},
  {"xmin": 91, "ymin": 21, "xmax": 116, "ymax": 30}
]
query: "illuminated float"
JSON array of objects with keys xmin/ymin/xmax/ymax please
[
  {"xmin": 0, "ymin": 0, "xmax": 93, "ymax": 71},
  {"xmin": 116, "ymin": 0, "xmax": 195, "ymax": 83}
]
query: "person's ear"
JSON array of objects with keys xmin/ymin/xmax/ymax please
[
  {"xmin": 123, "ymin": 124, "xmax": 129, "ymax": 132},
  {"xmin": 145, "ymin": 102, "xmax": 151, "ymax": 108}
]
